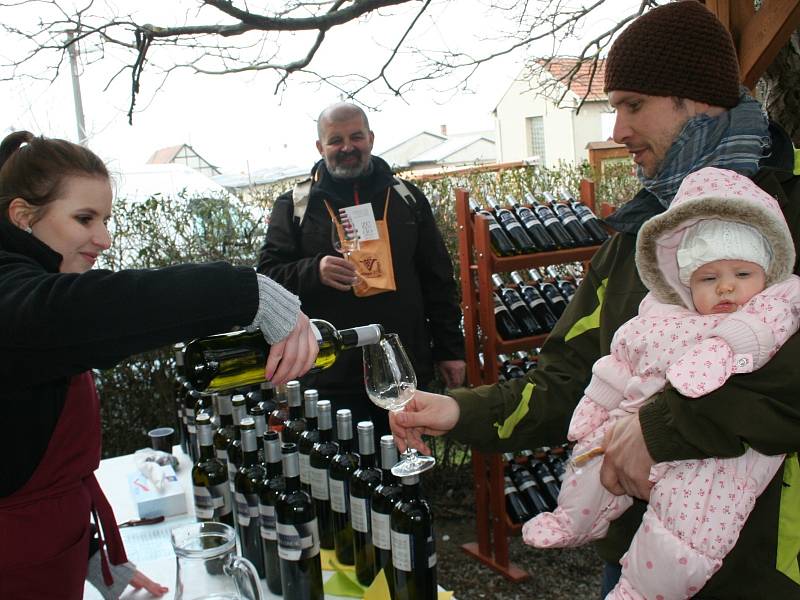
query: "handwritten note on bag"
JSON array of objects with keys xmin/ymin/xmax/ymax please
[{"xmin": 343, "ymin": 204, "xmax": 379, "ymax": 241}]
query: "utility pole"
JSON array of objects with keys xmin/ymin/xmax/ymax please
[{"xmin": 66, "ymin": 30, "xmax": 87, "ymax": 146}]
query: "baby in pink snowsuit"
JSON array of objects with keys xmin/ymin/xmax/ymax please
[{"xmin": 522, "ymin": 167, "xmax": 800, "ymax": 600}]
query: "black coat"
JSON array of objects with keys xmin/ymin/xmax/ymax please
[
  {"xmin": 0, "ymin": 220, "xmax": 259, "ymax": 496},
  {"xmin": 257, "ymin": 157, "xmax": 464, "ymax": 399}
]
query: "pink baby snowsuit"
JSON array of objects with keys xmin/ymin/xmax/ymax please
[{"xmin": 522, "ymin": 167, "xmax": 800, "ymax": 600}]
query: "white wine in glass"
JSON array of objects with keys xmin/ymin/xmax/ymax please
[{"xmin": 363, "ymin": 334, "xmax": 435, "ymax": 476}]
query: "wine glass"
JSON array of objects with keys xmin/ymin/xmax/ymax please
[
  {"xmin": 363, "ymin": 333, "xmax": 435, "ymax": 476},
  {"xmin": 330, "ymin": 209, "xmax": 360, "ymax": 260}
]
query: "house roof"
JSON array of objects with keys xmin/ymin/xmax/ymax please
[
  {"xmin": 114, "ymin": 163, "xmax": 235, "ymax": 203},
  {"xmin": 408, "ymin": 133, "xmax": 495, "ymax": 164},
  {"xmin": 146, "ymin": 145, "xmax": 185, "ymax": 164},
  {"xmin": 541, "ymin": 58, "xmax": 607, "ymax": 101},
  {"xmin": 212, "ymin": 165, "xmax": 308, "ymax": 190}
]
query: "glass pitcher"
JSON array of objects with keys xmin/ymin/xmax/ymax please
[{"xmin": 171, "ymin": 521, "xmax": 264, "ymax": 600}]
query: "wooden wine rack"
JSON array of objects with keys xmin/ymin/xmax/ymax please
[{"xmin": 455, "ymin": 184, "xmax": 602, "ymax": 581}]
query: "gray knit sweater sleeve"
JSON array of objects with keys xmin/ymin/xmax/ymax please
[
  {"xmin": 85, "ymin": 553, "xmax": 137, "ymax": 599},
  {"xmin": 247, "ymin": 273, "xmax": 302, "ymax": 343}
]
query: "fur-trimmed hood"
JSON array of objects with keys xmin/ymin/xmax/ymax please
[{"xmin": 635, "ymin": 167, "xmax": 795, "ymax": 309}]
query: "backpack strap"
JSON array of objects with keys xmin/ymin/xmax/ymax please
[
  {"xmin": 392, "ymin": 177, "xmax": 416, "ymax": 208},
  {"xmin": 292, "ymin": 178, "xmax": 314, "ymax": 225}
]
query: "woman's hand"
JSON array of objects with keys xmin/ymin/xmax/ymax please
[
  {"xmin": 265, "ymin": 312, "xmax": 319, "ymax": 385},
  {"xmin": 128, "ymin": 569, "xmax": 168, "ymax": 596},
  {"xmin": 389, "ymin": 390, "xmax": 460, "ymax": 455}
]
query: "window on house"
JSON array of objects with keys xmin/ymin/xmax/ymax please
[{"xmin": 526, "ymin": 116, "xmax": 546, "ymax": 164}]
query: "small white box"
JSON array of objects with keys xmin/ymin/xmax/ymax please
[{"xmin": 127, "ymin": 465, "xmax": 186, "ymax": 519}]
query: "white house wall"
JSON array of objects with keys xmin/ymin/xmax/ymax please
[{"xmin": 571, "ymin": 102, "xmax": 612, "ymax": 164}]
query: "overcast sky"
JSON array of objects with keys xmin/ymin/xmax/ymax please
[{"xmin": 1, "ymin": 1, "xmax": 637, "ymax": 177}]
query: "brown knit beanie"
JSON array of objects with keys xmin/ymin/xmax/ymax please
[{"xmin": 604, "ymin": 0, "xmax": 740, "ymax": 107}]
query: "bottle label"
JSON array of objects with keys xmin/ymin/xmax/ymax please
[
  {"xmin": 517, "ymin": 479, "xmax": 537, "ymax": 492},
  {"xmin": 310, "ymin": 466, "xmax": 329, "ymax": 500},
  {"xmin": 487, "ymin": 221, "xmax": 502, "ymax": 232},
  {"xmin": 193, "ymin": 482, "xmax": 232, "ymax": 520},
  {"xmin": 299, "ymin": 452, "xmax": 310, "ymax": 485},
  {"xmin": 503, "ymin": 476, "xmax": 516, "ymax": 496},
  {"xmin": 329, "ymin": 478, "xmax": 349, "ymax": 514},
  {"xmin": 428, "ymin": 536, "xmax": 437, "ymax": 568},
  {"xmin": 391, "ymin": 530, "xmax": 413, "ymax": 572},
  {"xmin": 215, "ymin": 447, "xmax": 229, "ymax": 464},
  {"xmin": 525, "ymin": 293, "xmax": 546, "ymax": 309},
  {"xmin": 227, "ymin": 462, "xmax": 238, "ymax": 487},
  {"xmin": 372, "ymin": 511, "xmax": 391, "ymax": 550},
  {"xmin": 259, "ymin": 502, "xmax": 277, "ymax": 541},
  {"xmin": 508, "ymin": 299, "xmax": 527, "ymax": 312},
  {"xmin": 537, "ymin": 211, "xmax": 559, "ymax": 227},
  {"xmin": 578, "ymin": 212, "xmax": 594, "ymax": 224},
  {"xmin": 560, "ymin": 213, "xmax": 578, "ymax": 225},
  {"xmin": 234, "ymin": 492, "xmax": 260, "ymax": 527},
  {"xmin": 504, "ymin": 219, "xmax": 523, "ymax": 232},
  {"xmin": 277, "ymin": 519, "xmax": 320, "ymax": 561},
  {"xmin": 350, "ymin": 495, "xmax": 369, "ymax": 532}
]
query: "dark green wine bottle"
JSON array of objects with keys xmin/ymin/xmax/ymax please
[
  {"xmin": 372, "ymin": 436, "xmax": 402, "ymax": 598},
  {"xmin": 298, "ymin": 389, "xmax": 320, "ymax": 496},
  {"xmin": 281, "ymin": 380, "xmax": 307, "ymax": 445},
  {"xmin": 234, "ymin": 417, "xmax": 266, "ymax": 578},
  {"xmin": 350, "ymin": 421, "xmax": 382, "ymax": 586},
  {"xmin": 259, "ymin": 430, "xmax": 285, "ymax": 596},
  {"xmin": 308, "ymin": 400, "xmax": 337, "ymax": 550},
  {"xmin": 184, "ymin": 320, "xmax": 383, "ymax": 392},
  {"xmin": 226, "ymin": 394, "xmax": 247, "ymax": 495},
  {"xmin": 330, "ymin": 409, "xmax": 360, "ymax": 566},
  {"xmin": 192, "ymin": 413, "xmax": 233, "ymax": 527},
  {"xmin": 276, "ymin": 443, "xmax": 324, "ymax": 600},
  {"xmin": 391, "ymin": 473, "xmax": 437, "ymax": 600}
]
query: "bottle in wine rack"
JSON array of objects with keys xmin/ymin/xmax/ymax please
[
  {"xmin": 492, "ymin": 273, "xmax": 543, "ymax": 336},
  {"xmin": 522, "ymin": 449, "xmax": 561, "ymax": 511},
  {"xmin": 308, "ymin": 400, "xmax": 337, "ymax": 550},
  {"xmin": 498, "ymin": 353, "xmax": 525, "ymax": 380},
  {"xmin": 541, "ymin": 446, "xmax": 567, "ymax": 485},
  {"xmin": 259, "ymin": 430, "xmax": 285, "ymax": 596},
  {"xmin": 192, "ymin": 413, "xmax": 234, "ymax": 527},
  {"xmin": 282, "ymin": 380, "xmax": 307, "ymax": 445},
  {"xmin": 526, "ymin": 192, "xmax": 575, "ymax": 248},
  {"xmin": 514, "ymin": 350, "xmax": 538, "ymax": 373},
  {"xmin": 330, "ymin": 409, "xmax": 360, "ymax": 566},
  {"xmin": 468, "ymin": 197, "xmax": 517, "ymax": 257},
  {"xmin": 298, "ymin": 389, "xmax": 320, "ymax": 496},
  {"xmin": 509, "ymin": 195, "xmax": 556, "ymax": 251},
  {"xmin": 234, "ymin": 417, "xmax": 267, "ymax": 577},
  {"xmin": 276, "ymin": 442, "xmax": 324, "ymax": 600},
  {"xmin": 504, "ymin": 452, "xmax": 550, "ymax": 516},
  {"xmin": 486, "ymin": 195, "xmax": 537, "ymax": 253},
  {"xmin": 509, "ymin": 270, "xmax": 559, "ymax": 332},
  {"xmin": 545, "ymin": 265, "xmax": 578, "ymax": 303},
  {"xmin": 560, "ymin": 188, "xmax": 610, "ymax": 244},
  {"xmin": 492, "ymin": 292, "xmax": 523, "ymax": 340},
  {"xmin": 372, "ymin": 436, "xmax": 403, "ymax": 598},
  {"xmin": 527, "ymin": 268, "xmax": 568, "ymax": 318},
  {"xmin": 501, "ymin": 453, "xmax": 533, "ymax": 524},
  {"xmin": 391, "ymin": 473, "xmax": 437, "ymax": 600},
  {"xmin": 544, "ymin": 190, "xmax": 593, "ymax": 246}
]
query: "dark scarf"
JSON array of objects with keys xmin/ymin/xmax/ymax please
[{"xmin": 641, "ymin": 88, "xmax": 770, "ymax": 208}]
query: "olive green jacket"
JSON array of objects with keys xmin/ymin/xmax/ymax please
[{"xmin": 451, "ymin": 138, "xmax": 800, "ymax": 597}]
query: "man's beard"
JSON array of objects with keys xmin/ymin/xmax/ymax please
[{"xmin": 326, "ymin": 150, "xmax": 371, "ymax": 179}]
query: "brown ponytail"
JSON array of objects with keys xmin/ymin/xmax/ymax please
[{"xmin": 0, "ymin": 131, "xmax": 109, "ymax": 222}]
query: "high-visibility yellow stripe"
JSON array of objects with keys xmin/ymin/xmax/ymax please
[
  {"xmin": 565, "ymin": 278, "xmax": 608, "ymax": 342},
  {"xmin": 494, "ymin": 383, "xmax": 534, "ymax": 439},
  {"xmin": 794, "ymin": 149, "xmax": 800, "ymax": 176},
  {"xmin": 777, "ymin": 453, "xmax": 800, "ymax": 584}
]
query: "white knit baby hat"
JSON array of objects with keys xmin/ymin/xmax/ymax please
[{"xmin": 677, "ymin": 218, "xmax": 772, "ymax": 285}]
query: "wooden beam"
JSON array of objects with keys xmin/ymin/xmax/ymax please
[
  {"xmin": 736, "ymin": 0, "xmax": 800, "ymax": 88},
  {"xmin": 705, "ymin": 0, "xmax": 732, "ymax": 30}
]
